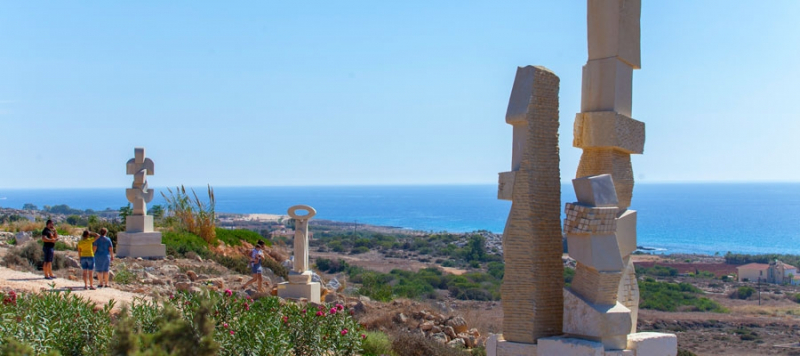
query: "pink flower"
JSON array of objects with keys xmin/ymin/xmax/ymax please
[
  {"xmin": 336, "ymin": 304, "xmax": 344, "ymax": 311},
  {"xmin": 230, "ymin": 330, "xmax": 235, "ymax": 335},
  {"xmin": 349, "ymin": 309, "xmax": 355, "ymax": 315},
  {"xmin": 224, "ymin": 289, "xmax": 232, "ymax": 297},
  {"xmin": 330, "ymin": 307, "xmax": 337, "ymax": 315},
  {"xmin": 169, "ymin": 294, "xmax": 175, "ymax": 300},
  {"xmin": 243, "ymin": 303, "xmax": 250, "ymax": 311},
  {"xmin": 184, "ymin": 301, "xmax": 191, "ymax": 305},
  {"xmin": 341, "ymin": 328, "xmax": 348, "ymax": 336},
  {"xmin": 316, "ymin": 311, "xmax": 324, "ymax": 317},
  {"xmin": 282, "ymin": 316, "xmax": 288, "ymax": 323},
  {"xmin": 301, "ymin": 309, "xmax": 307, "ymax": 314},
  {"xmin": 361, "ymin": 334, "xmax": 367, "ymax": 339},
  {"xmin": 223, "ymin": 323, "xmax": 229, "ymax": 329}
]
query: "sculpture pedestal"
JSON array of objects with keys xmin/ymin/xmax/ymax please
[
  {"xmin": 277, "ymin": 281, "xmax": 320, "ymax": 303},
  {"xmin": 116, "ymin": 231, "xmax": 165, "ymax": 259},
  {"xmin": 486, "ymin": 333, "xmax": 677, "ymax": 356}
]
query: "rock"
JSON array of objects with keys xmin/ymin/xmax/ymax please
[
  {"xmin": 420, "ymin": 321, "xmax": 434, "ymax": 331},
  {"xmin": 425, "ymin": 313, "xmax": 435, "ymax": 320},
  {"xmin": 326, "ymin": 277, "xmax": 341, "ymax": 291},
  {"xmin": 469, "ymin": 328, "xmax": 480, "ymax": 338},
  {"xmin": 197, "ymin": 274, "xmax": 210, "ymax": 280},
  {"xmin": 395, "ymin": 313, "xmax": 408, "ymax": 324},
  {"xmin": 136, "ymin": 257, "xmax": 144, "ymax": 261},
  {"xmin": 175, "ymin": 282, "xmax": 192, "ymax": 292},
  {"xmin": 133, "ymin": 287, "xmax": 147, "ymax": 294},
  {"xmin": 447, "ymin": 316, "xmax": 468, "ymax": 334},
  {"xmin": 206, "ymin": 278, "xmax": 224, "ymax": 289},
  {"xmin": 353, "ymin": 301, "xmax": 367, "ymax": 314},
  {"xmin": 161, "ymin": 265, "xmax": 180, "ymax": 274},
  {"xmin": 324, "ymin": 292, "xmax": 338, "ymax": 303},
  {"xmin": 359, "ymin": 295, "xmax": 371, "ymax": 302},
  {"xmin": 311, "ymin": 272, "xmax": 322, "ymax": 283},
  {"xmin": 68, "ymin": 275, "xmax": 78, "ymax": 281},
  {"xmin": 448, "ymin": 338, "xmax": 466, "ymax": 348},
  {"xmin": 186, "ymin": 270, "xmax": 198, "ymax": 282},
  {"xmin": 431, "ymin": 332, "xmax": 448, "ymax": 345},
  {"xmin": 173, "ymin": 274, "xmax": 190, "ymax": 282},
  {"xmin": 234, "ymin": 276, "xmax": 244, "ymax": 282},
  {"xmin": 64, "ymin": 256, "xmax": 81, "ymax": 269},
  {"xmin": 15, "ymin": 232, "xmax": 31, "ymax": 245},
  {"xmin": 166, "ymin": 255, "xmax": 174, "ymax": 260},
  {"xmin": 431, "ymin": 326, "xmax": 442, "ymax": 334},
  {"xmin": 444, "ymin": 326, "xmax": 457, "ymax": 339},
  {"xmin": 108, "ymin": 271, "xmax": 115, "ymax": 280},
  {"xmin": 193, "ymin": 255, "xmax": 203, "ymax": 262}
]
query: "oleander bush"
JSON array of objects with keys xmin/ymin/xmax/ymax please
[{"xmin": 0, "ymin": 289, "xmax": 365, "ymax": 356}]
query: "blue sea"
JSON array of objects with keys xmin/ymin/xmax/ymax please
[{"xmin": 1, "ymin": 184, "xmax": 798, "ymax": 256}]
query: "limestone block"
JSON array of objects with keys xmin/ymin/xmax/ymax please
[
  {"xmin": 288, "ymin": 270, "xmax": 313, "ymax": 284},
  {"xmin": 498, "ymin": 171, "xmax": 516, "ymax": 201},
  {"xmin": 277, "ymin": 281, "xmax": 321, "ymax": 303},
  {"xmin": 626, "ymin": 332, "xmax": 678, "ymax": 356},
  {"xmin": 617, "ymin": 257, "xmax": 639, "ymax": 334},
  {"xmin": 500, "ymin": 66, "xmax": 563, "ymax": 344},
  {"xmin": 581, "ymin": 57, "xmax": 633, "ymax": 118},
  {"xmin": 615, "ymin": 209, "xmax": 637, "ymax": 257},
  {"xmin": 567, "ymin": 234, "xmax": 624, "ymax": 272},
  {"xmin": 564, "ymin": 203, "xmax": 617, "ymax": 235},
  {"xmin": 506, "ymin": 65, "xmax": 557, "ymax": 125},
  {"xmin": 496, "ymin": 338, "xmax": 539, "ymax": 356},
  {"xmin": 125, "ymin": 215, "xmax": 154, "ymax": 233},
  {"xmin": 563, "ymin": 288, "xmax": 632, "ymax": 350},
  {"xmin": 588, "ymin": 0, "xmax": 641, "ymax": 69},
  {"xmin": 576, "ymin": 149, "xmax": 633, "ymax": 209},
  {"xmin": 573, "ymin": 112, "xmax": 645, "ymax": 154},
  {"xmin": 116, "ymin": 232, "xmax": 165, "ymax": 258},
  {"xmin": 571, "ymin": 263, "xmax": 623, "ymax": 305},
  {"xmin": 572, "ymin": 174, "xmax": 618, "ymax": 207},
  {"xmin": 537, "ymin": 336, "xmax": 603, "ymax": 356}
]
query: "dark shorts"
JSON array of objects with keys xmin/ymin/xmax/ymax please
[
  {"xmin": 80, "ymin": 257, "xmax": 94, "ymax": 270},
  {"xmin": 94, "ymin": 257, "xmax": 110, "ymax": 272},
  {"xmin": 43, "ymin": 247, "xmax": 55, "ymax": 263},
  {"xmin": 251, "ymin": 263, "xmax": 263, "ymax": 275}
]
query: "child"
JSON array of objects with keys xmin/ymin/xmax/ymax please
[
  {"xmin": 77, "ymin": 230, "xmax": 99, "ymax": 290},
  {"xmin": 93, "ymin": 228, "xmax": 114, "ymax": 288},
  {"xmin": 242, "ymin": 240, "xmax": 266, "ymax": 291}
]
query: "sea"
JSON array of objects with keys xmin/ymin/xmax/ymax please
[{"xmin": 1, "ymin": 183, "xmax": 798, "ymax": 256}]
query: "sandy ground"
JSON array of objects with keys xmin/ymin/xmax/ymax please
[
  {"xmin": 0, "ymin": 266, "xmax": 145, "ymax": 309},
  {"xmin": 243, "ymin": 213, "xmax": 288, "ymax": 222}
]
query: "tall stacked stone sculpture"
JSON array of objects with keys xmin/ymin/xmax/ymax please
[
  {"xmin": 490, "ymin": 65, "xmax": 563, "ymax": 355},
  {"xmin": 116, "ymin": 147, "xmax": 166, "ymax": 258},
  {"xmin": 277, "ymin": 205, "xmax": 321, "ymax": 303}
]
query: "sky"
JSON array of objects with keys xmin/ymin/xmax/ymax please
[{"xmin": 0, "ymin": 1, "xmax": 798, "ymax": 189}]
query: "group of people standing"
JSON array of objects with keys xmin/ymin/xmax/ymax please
[{"xmin": 41, "ymin": 220, "xmax": 114, "ymax": 290}]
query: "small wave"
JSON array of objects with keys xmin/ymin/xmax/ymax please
[{"xmin": 637, "ymin": 246, "xmax": 667, "ymax": 251}]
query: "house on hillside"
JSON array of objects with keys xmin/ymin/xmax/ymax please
[
  {"xmin": 737, "ymin": 263, "xmax": 769, "ymax": 282},
  {"xmin": 736, "ymin": 260, "xmax": 798, "ymax": 284}
]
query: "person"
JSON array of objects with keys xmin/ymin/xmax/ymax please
[
  {"xmin": 41, "ymin": 220, "xmax": 58, "ymax": 280},
  {"xmin": 93, "ymin": 228, "xmax": 114, "ymax": 288},
  {"xmin": 242, "ymin": 240, "xmax": 266, "ymax": 291},
  {"xmin": 77, "ymin": 230, "xmax": 99, "ymax": 290}
]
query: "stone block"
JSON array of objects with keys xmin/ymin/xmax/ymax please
[
  {"xmin": 277, "ymin": 281, "xmax": 321, "ymax": 303},
  {"xmin": 573, "ymin": 112, "xmax": 645, "ymax": 154},
  {"xmin": 572, "ymin": 174, "xmax": 619, "ymax": 207},
  {"xmin": 116, "ymin": 232, "xmax": 165, "ymax": 258},
  {"xmin": 581, "ymin": 57, "xmax": 633, "ymax": 118},
  {"xmin": 576, "ymin": 149, "xmax": 633, "ymax": 209},
  {"xmin": 567, "ymin": 234, "xmax": 624, "ymax": 272},
  {"xmin": 588, "ymin": 0, "xmax": 641, "ymax": 69},
  {"xmin": 617, "ymin": 257, "xmax": 639, "ymax": 334},
  {"xmin": 605, "ymin": 350, "xmax": 634, "ymax": 356},
  {"xmin": 564, "ymin": 203, "xmax": 617, "ymax": 235},
  {"xmin": 498, "ymin": 171, "xmax": 516, "ymax": 201},
  {"xmin": 537, "ymin": 336, "xmax": 603, "ymax": 356},
  {"xmin": 489, "ymin": 335, "xmax": 539, "ymax": 356},
  {"xmin": 626, "ymin": 332, "xmax": 678, "ymax": 356},
  {"xmin": 571, "ymin": 263, "xmax": 624, "ymax": 305},
  {"xmin": 506, "ymin": 65, "xmax": 557, "ymax": 125},
  {"xmin": 563, "ymin": 288, "xmax": 632, "ymax": 350},
  {"xmin": 125, "ymin": 215, "xmax": 154, "ymax": 233},
  {"xmin": 616, "ymin": 210, "xmax": 637, "ymax": 257}
]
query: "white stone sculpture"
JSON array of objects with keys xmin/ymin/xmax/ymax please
[
  {"xmin": 116, "ymin": 147, "xmax": 166, "ymax": 258},
  {"xmin": 277, "ymin": 205, "xmax": 321, "ymax": 303}
]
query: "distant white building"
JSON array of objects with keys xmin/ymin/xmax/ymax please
[{"xmin": 737, "ymin": 260, "xmax": 798, "ymax": 284}]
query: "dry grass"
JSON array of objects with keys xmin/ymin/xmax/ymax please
[
  {"xmin": 0, "ymin": 220, "xmax": 43, "ymax": 233},
  {"xmin": 460, "ymin": 303, "xmax": 503, "ymax": 335},
  {"xmin": 162, "ymin": 185, "xmax": 216, "ymax": 244}
]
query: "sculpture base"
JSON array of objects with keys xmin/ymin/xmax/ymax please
[
  {"xmin": 277, "ymin": 281, "xmax": 320, "ymax": 303},
  {"xmin": 486, "ymin": 333, "xmax": 677, "ymax": 356},
  {"xmin": 116, "ymin": 231, "xmax": 165, "ymax": 259}
]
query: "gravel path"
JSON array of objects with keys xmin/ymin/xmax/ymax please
[{"xmin": 0, "ymin": 266, "xmax": 146, "ymax": 308}]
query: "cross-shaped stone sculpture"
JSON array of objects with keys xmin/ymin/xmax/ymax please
[
  {"xmin": 116, "ymin": 147, "xmax": 165, "ymax": 259},
  {"xmin": 126, "ymin": 148, "xmax": 155, "ymax": 216}
]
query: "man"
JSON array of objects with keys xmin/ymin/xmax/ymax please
[
  {"xmin": 41, "ymin": 220, "xmax": 58, "ymax": 279},
  {"xmin": 92, "ymin": 228, "xmax": 114, "ymax": 288}
]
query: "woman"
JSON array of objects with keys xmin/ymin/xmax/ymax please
[
  {"xmin": 93, "ymin": 228, "xmax": 114, "ymax": 288},
  {"xmin": 242, "ymin": 240, "xmax": 266, "ymax": 291},
  {"xmin": 76, "ymin": 230, "xmax": 99, "ymax": 290}
]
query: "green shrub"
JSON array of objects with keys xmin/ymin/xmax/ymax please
[
  {"xmin": 114, "ymin": 263, "xmax": 136, "ymax": 285},
  {"xmin": 215, "ymin": 228, "xmax": 269, "ymax": 247},
  {"xmin": 731, "ymin": 286, "xmax": 756, "ymax": 300},
  {"xmin": 636, "ymin": 265, "xmax": 678, "ymax": 277},
  {"xmin": 351, "ymin": 246, "xmax": 370, "ymax": 254},
  {"xmin": 361, "ymin": 331, "xmax": 395, "ymax": 356},
  {"xmin": 163, "ymin": 231, "xmax": 210, "ymax": 258},
  {"xmin": 639, "ymin": 280, "xmax": 726, "ymax": 312}
]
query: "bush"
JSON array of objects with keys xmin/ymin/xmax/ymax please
[
  {"xmin": 639, "ymin": 280, "xmax": 726, "ymax": 312},
  {"xmin": 351, "ymin": 246, "xmax": 370, "ymax": 254},
  {"xmin": 731, "ymin": 286, "xmax": 756, "ymax": 300},
  {"xmin": 362, "ymin": 331, "xmax": 394, "ymax": 356},
  {"xmin": 215, "ymin": 228, "xmax": 269, "ymax": 247},
  {"xmin": 163, "ymin": 231, "xmax": 210, "ymax": 258},
  {"xmin": 316, "ymin": 258, "xmax": 349, "ymax": 274},
  {"xmin": 3, "ymin": 242, "xmax": 68, "ymax": 271}
]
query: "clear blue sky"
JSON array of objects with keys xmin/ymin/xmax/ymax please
[{"xmin": 1, "ymin": 1, "xmax": 798, "ymax": 189}]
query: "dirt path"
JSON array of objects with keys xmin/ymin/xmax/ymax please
[{"xmin": 0, "ymin": 266, "xmax": 146, "ymax": 309}]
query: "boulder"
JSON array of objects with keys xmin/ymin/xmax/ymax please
[
  {"xmin": 444, "ymin": 326, "xmax": 457, "ymax": 339},
  {"xmin": 447, "ymin": 316, "xmax": 468, "ymax": 334},
  {"xmin": 395, "ymin": 313, "xmax": 408, "ymax": 324},
  {"xmin": 431, "ymin": 326, "xmax": 442, "ymax": 334},
  {"xmin": 326, "ymin": 277, "xmax": 341, "ymax": 291},
  {"xmin": 175, "ymin": 282, "xmax": 192, "ymax": 292},
  {"xmin": 448, "ymin": 338, "xmax": 466, "ymax": 349},
  {"xmin": 420, "ymin": 321, "xmax": 434, "ymax": 331},
  {"xmin": 186, "ymin": 270, "xmax": 198, "ymax": 282},
  {"xmin": 431, "ymin": 332, "xmax": 448, "ymax": 345},
  {"xmin": 64, "ymin": 256, "xmax": 81, "ymax": 269}
]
